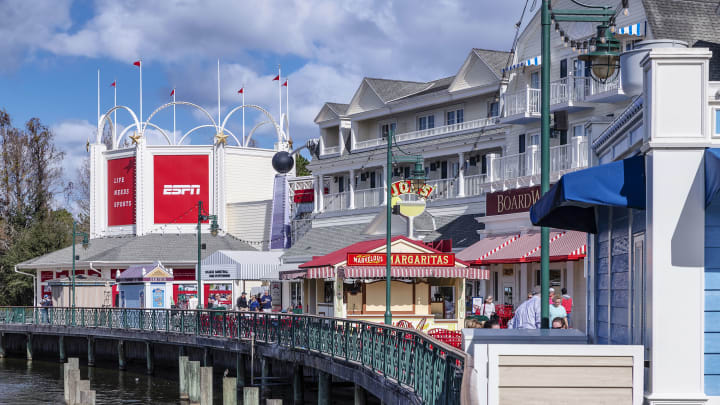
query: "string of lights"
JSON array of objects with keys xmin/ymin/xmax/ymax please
[{"xmin": 550, "ymin": 0, "xmax": 629, "ymax": 56}]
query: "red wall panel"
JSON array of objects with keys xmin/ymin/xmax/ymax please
[
  {"xmin": 107, "ymin": 157, "xmax": 136, "ymax": 226},
  {"xmin": 153, "ymin": 155, "xmax": 209, "ymax": 224}
]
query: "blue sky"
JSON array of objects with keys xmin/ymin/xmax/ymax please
[{"xmin": 0, "ymin": 0, "xmax": 528, "ymax": 192}]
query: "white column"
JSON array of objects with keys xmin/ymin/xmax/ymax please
[
  {"xmin": 319, "ymin": 136, "xmax": 325, "ymax": 156},
  {"xmin": 382, "ymin": 165, "xmax": 388, "ymax": 205},
  {"xmin": 527, "ymin": 144, "xmax": 538, "ymax": 177},
  {"xmin": 642, "ymin": 48, "xmax": 711, "ymax": 405},
  {"xmin": 316, "ymin": 174, "xmax": 325, "ymax": 213},
  {"xmin": 457, "ymin": 152, "xmax": 466, "ymax": 197},
  {"xmin": 487, "ymin": 153, "xmax": 498, "ymax": 182},
  {"xmin": 312, "ymin": 176, "xmax": 319, "ymax": 213},
  {"xmin": 571, "ymin": 135, "xmax": 583, "ymax": 168},
  {"xmin": 338, "ymin": 125, "xmax": 345, "ymax": 155},
  {"xmin": 520, "ymin": 263, "xmax": 528, "ymax": 302},
  {"xmin": 348, "ymin": 169, "xmax": 355, "ymax": 210}
]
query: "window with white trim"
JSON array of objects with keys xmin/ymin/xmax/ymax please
[
  {"xmin": 380, "ymin": 122, "xmax": 396, "ymax": 139},
  {"xmin": 530, "ymin": 71, "xmax": 540, "ymax": 88},
  {"xmin": 530, "ymin": 133, "xmax": 540, "ymax": 146},
  {"xmin": 446, "ymin": 108, "xmax": 464, "ymax": 125},
  {"xmin": 417, "ymin": 114, "xmax": 435, "ymax": 130},
  {"xmin": 489, "ymin": 102, "xmax": 499, "ymax": 118}
]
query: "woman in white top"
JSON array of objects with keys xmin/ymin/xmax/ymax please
[{"xmin": 478, "ymin": 296, "xmax": 495, "ymax": 317}]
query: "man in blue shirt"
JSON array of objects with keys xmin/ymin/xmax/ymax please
[
  {"xmin": 507, "ymin": 286, "xmax": 542, "ymax": 329},
  {"xmin": 261, "ymin": 291, "xmax": 272, "ymax": 312}
]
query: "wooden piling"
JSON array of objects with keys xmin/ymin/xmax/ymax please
[
  {"xmin": 65, "ymin": 368, "xmax": 81, "ymax": 404},
  {"xmin": 25, "ymin": 333, "xmax": 32, "ymax": 361},
  {"xmin": 243, "ymin": 387, "xmax": 259, "ymax": 405},
  {"xmin": 235, "ymin": 353, "xmax": 245, "ymax": 390},
  {"xmin": 58, "ymin": 335, "xmax": 65, "ymax": 363},
  {"xmin": 200, "ymin": 366, "xmax": 213, "ymax": 405},
  {"xmin": 64, "ymin": 358, "xmax": 80, "ymax": 403},
  {"xmin": 146, "ymin": 342, "xmax": 154, "ymax": 375},
  {"xmin": 179, "ymin": 355, "xmax": 189, "ymax": 400},
  {"xmin": 292, "ymin": 364, "xmax": 304, "ymax": 405},
  {"xmin": 79, "ymin": 389, "xmax": 96, "ymax": 405},
  {"xmin": 188, "ymin": 360, "xmax": 201, "ymax": 404},
  {"xmin": 87, "ymin": 337, "xmax": 95, "ymax": 367},
  {"xmin": 117, "ymin": 340, "xmax": 126, "ymax": 371},
  {"xmin": 76, "ymin": 380, "xmax": 90, "ymax": 403},
  {"xmin": 318, "ymin": 371, "xmax": 331, "ymax": 405},
  {"xmin": 222, "ymin": 377, "xmax": 237, "ymax": 405},
  {"xmin": 0, "ymin": 333, "xmax": 4, "ymax": 358},
  {"xmin": 354, "ymin": 383, "xmax": 367, "ymax": 405}
]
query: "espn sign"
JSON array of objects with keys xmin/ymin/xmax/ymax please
[
  {"xmin": 163, "ymin": 185, "xmax": 201, "ymax": 195},
  {"xmin": 154, "ymin": 155, "xmax": 209, "ymax": 223}
]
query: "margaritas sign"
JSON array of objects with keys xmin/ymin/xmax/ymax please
[
  {"xmin": 390, "ymin": 180, "xmax": 434, "ymax": 199},
  {"xmin": 347, "ymin": 253, "xmax": 455, "ymax": 267}
]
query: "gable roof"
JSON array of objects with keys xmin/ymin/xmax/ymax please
[
  {"xmin": 298, "ymin": 235, "xmax": 470, "ymax": 268},
  {"xmin": 473, "ymin": 49, "xmax": 512, "ymax": 79},
  {"xmin": 643, "ymin": 0, "xmax": 720, "ymax": 46},
  {"xmin": 326, "ymin": 103, "xmax": 349, "ymax": 115},
  {"xmin": 364, "ymin": 78, "xmax": 430, "ymax": 103}
]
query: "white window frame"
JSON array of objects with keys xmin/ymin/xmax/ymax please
[
  {"xmin": 378, "ymin": 120, "xmax": 397, "ymax": 139},
  {"xmin": 529, "ymin": 133, "xmax": 540, "ymax": 146},
  {"xmin": 572, "ymin": 123, "xmax": 585, "ymax": 138},
  {"xmin": 444, "ymin": 104, "xmax": 465, "ymax": 126},
  {"xmin": 415, "ymin": 111, "xmax": 436, "ymax": 131}
]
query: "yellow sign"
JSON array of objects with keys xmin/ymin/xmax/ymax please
[{"xmin": 390, "ymin": 180, "xmax": 433, "ymax": 199}]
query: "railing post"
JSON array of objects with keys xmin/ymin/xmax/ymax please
[
  {"xmin": 348, "ymin": 169, "xmax": 355, "ymax": 210},
  {"xmin": 525, "ymin": 84, "xmax": 530, "ymax": 114},
  {"xmin": 457, "ymin": 152, "xmax": 465, "ymax": 198}
]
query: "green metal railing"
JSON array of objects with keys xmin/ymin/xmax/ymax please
[{"xmin": 0, "ymin": 307, "xmax": 468, "ymax": 405}]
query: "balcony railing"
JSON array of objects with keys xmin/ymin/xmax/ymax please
[
  {"xmin": 312, "ymin": 139, "xmax": 587, "ymax": 212},
  {"xmin": 550, "ymin": 76, "xmax": 591, "ymax": 105},
  {"xmin": 351, "ymin": 117, "xmax": 499, "ymax": 152},
  {"xmin": 504, "ymin": 87, "xmax": 541, "ymax": 117},
  {"xmin": 354, "ymin": 187, "xmax": 382, "ymax": 209},
  {"xmin": 322, "ymin": 145, "xmax": 340, "ymax": 155}
]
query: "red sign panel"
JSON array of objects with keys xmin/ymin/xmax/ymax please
[
  {"xmin": 486, "ymin": 185, "xmax": 541, "ymax": 216},
  {"xmin": 107, "ymin": 157, "xmax": 136, "ymax": 226},
  {"xmin": 153, "ymin": 155, "xmax": 209, "ymax": 223},
  {"xmin": 347, "ymin": 253, "xmax": 455, "ymax": 267}
]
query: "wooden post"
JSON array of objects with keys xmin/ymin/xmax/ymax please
[
  {"xmin": 25, "ymin": 333, "xmax": 32, "ymax": 361},
  {"xmin": 76, "ymin": 380, "xmax": 90, "ymax": 402},
  {"xmin": 66, "ymin": 368, "xmax": 81, "ymax": 404},
  {"xmin": 146, "ymin": 341, "xmax": 154, "ymax": 375},
  {"xmin": 188, "ymin": 360, "xmax": 201, "ymax": 404},
  {"xmin": 179, "ymin": 355, "xmax": 189, "ymax": 400},
  {"xmin": 260, "ymin": 357, "xmax": 269, "ymax": 398},
  {"xmin": 80, "ymin": 389, "xmax": 96, "ymax": 405},
  {"xmin": 200, "ymin": 366, "xmax": 213, "ymax": 405},
  {"xmin": 236, "ymin": 353, "xmax": 245, "ymax": 390},
  {"xmin": 243, "ymin": 387, "xmax": 259, "ymax": 405},
  {"xmin": 58, "ymin": 335, "xmax": 65, "ymax": 363},
  {"xmin": 118, "ymin": 340, "xmax": 126, "ymax": 371},
  {"xmin": 318, "ymin": 371, "xmax": 330, "ymax": 405},
  {"xmin": 64, "ymin": 358, "xmax": 80, "ymax": 403},
  {"xmin": 222, "ymin": 377, "xmax": 237, "ymax": 405},
  {"xmin": 87, "ymin": 337, "xmax": 95, "ymax": 367},
  {"xmin": 292, "ymin": 364, "xmax": 304, "ymax": 405},
  {"xmin": 354, "ymin": 383, "xmax": 367, "ymax": 405},
  {"xmin": 203, "ymin": 347, "xmax": 213, "ymax": 367}
]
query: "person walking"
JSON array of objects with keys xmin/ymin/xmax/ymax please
[
  {"xmin": 549, "ymin": 296, "xmax": 567, "ymax": 323},
  {"xmin": 561, "ymin": 288, "xmax": 573, "ymax": 326},
  {"xmin": 261, "ymin": 291, "xmax": 272, "ymax": 312},
  {"xmin": 507, "ymin": 287, "xmax": 541, "ymax": 329},
  {"xmin": 237, "ymin": 292, "xmax": 248, "ymax": 311}
]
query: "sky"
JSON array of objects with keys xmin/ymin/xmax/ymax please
[{"xmin": 0, "ymin": 0, "xmax": 533, "ymax": 195}]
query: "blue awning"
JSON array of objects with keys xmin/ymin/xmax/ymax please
[
  {"xmin": 706, "ymin": 149, "xmax": 720, "ymax": 206},
  {"xmin": 529, "ymin": 155, "xmax": 646, "ymax": 234}
]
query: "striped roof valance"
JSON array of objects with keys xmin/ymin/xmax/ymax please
[
  {"xmin": 617, "ymin": 22, "xmax": 645, "ymax": 37},
  {"xmin": 502, "ymin": 55, "xmax": 542, "ymax": 73}
]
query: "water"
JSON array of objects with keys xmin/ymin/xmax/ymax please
[{"xmin": 0, "ymin": 356, "xmax": 181, "ymax": 404}]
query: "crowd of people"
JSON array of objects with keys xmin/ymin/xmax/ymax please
[
  {"xmin": 467, "ymin": 286, "xmax": 573, "ymax": 329},
  {"xmin": 234, "ymin": 291, "xmax": 273, "ymax": 312}
]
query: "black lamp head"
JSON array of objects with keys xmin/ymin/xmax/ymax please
[{"xmin": 271, "ymin": 151, "xmax": 295, "ymax": 174}]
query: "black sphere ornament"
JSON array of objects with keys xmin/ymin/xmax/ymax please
[{"xmin": 272, "ymin": 151, "xmax": 294, "ymax": 174}]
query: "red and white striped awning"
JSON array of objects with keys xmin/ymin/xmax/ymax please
[
  {"xmin": 343, "ymin": 266, "xmax": 489, "ymax": 280},
  {"xmin": 524, "ymin": 231, "xmax": 587, "ymax": 261},
  {"xmin": 305, "ymin": 266, "xmax": 336, "ymax": 279}
]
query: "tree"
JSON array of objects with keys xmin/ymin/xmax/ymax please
[{"xmin": 295, "ymin": 154, "xmax": 311, "ymax": 176}]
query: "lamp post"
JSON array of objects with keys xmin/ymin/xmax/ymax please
[
  {"xmin": 196, "ymin": 200, "xmax": 220, "ymax": 309},
  {"xmin": 71, "ymin": 221, "xmax": 89, "ymax": 325},
  {"xmin": 539, "ymin": 0, "xmax": 622, "ymax": 327},
  {"xmin": 384, "ymin": 131, "xmax": 427, "ymax": 325}
]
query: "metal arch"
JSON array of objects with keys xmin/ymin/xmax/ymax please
[
  {"xmin": 142, "ymin": 101, "xmax": 219, "ymax": 138},
  {"xmin": 97, "ymin": 106, "xmax": 141, "ymax": 147},
  {"xmin": 220, "ymin": 104, "xmax": 286, "ymax": 145},
  {"xmin": 178, "ymin": 124, "xmax": 239, "ymax": 145},
  {"xmin": 117, "ymin": 122, "xmax": 173, "ymax": 148},
  {"xmin": 244, "ymin": 120, "xmax": 272, "ymax": 147}
]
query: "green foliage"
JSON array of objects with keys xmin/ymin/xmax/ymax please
[{"xmin": 295, "ymin": 153, "xmax": 311, "ymax": 176}]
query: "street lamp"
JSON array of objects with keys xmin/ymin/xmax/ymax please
[
  {"xmin": 539, "ymin": 0, "xmax": 621, "ymax": 328},
  {"xmin": 196, "ymin": 200, "xmax": 219, "ymax": 309}
]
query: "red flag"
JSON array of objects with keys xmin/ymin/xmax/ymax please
[
  {"xmin": 282, "ymin": 80, "xmax": 288, "ymax": 87},
  {"xmin": 110, "ymin": 81, "xmax": 116, "ymax": 87},
  {"xmin": 272, "ymin": 75, "xmax": 279, "ymax": 81},
  {"xmin": 133, "ymin": 60, "xmax": 141, "ymax": 67},
  {"xmin": 170, "ymin": 89, "xmax": 175, "ymax": 97},
  {"xmin": 237, "ymin": 88, "xmax": 244, "ymax": 94}
]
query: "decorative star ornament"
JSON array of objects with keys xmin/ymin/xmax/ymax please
[
  {"xmin": 215, "ymin": 132, "xmax": 228, "ymax": 145},
  {"xmin": 129, "ymin": 131, "xmax": 142, "ymax": 145},
  {"xmin": 85, "ymin": 139, "xmax": 90, "ymax": 153}
]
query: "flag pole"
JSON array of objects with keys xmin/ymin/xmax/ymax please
[
  {"xmin": 286, "ymin": 78, "xmax": 289, "ymax": 140},
  {"xmin": 97, "ymin": 69, "xmax": 100, "ymax": 129},
  {"xmin": 173, "ymin": 89, "xmax": 176, "ymax": 145},
  {"xmin": 139, "ymin": 59, "xmax": 143, "ymax": 134},
  {"xmin": 217, "ymin": 59, "xmax": 221, "ymax": 133},
  {"xmin": 114, "ymin": 79, "xmax": 117, "ymax": 144},
  {"xmin": 242, "ymin": 86, "xmax": 245, "ymax": 146},
  {"xmin": 278, "ymin": 64, "xmax": 282, "ymax": 146}
]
